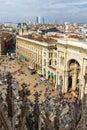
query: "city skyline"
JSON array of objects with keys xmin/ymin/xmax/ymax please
[{"xmin": 0, "ymin": 0, "xmax": 87, "ymax": 23}]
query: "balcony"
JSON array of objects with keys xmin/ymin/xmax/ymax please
[{"xmin": 48, "ymin": 65, "xmax": 56, "ymax": 71}]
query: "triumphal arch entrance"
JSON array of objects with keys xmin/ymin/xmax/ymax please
[{"xmin": 67, "ymin": 59, "xmax": 80, "ymax": 93}]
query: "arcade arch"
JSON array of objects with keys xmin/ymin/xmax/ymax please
[{"xmin": 67, "ymin": 59, "xmax": 80, "ymax": 92}]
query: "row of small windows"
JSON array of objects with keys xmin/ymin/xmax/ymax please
[
  {"xmin": 44, "ymin": 52, "xmax": 53, "ymax": 58},
  {"xmin": 17, "ymin": 40, "xmax": 65, "ymax": 66},
  {"xmin": 44, "ymin": 59, "xmax": 57, "ymax": 66},
  {"xmin": 44, "ymin": 52, "xmax": 59, "ymax": 58},
  {"xmin": 49, "ymin": 53, "xmax": 53, "ymax": 58},
  {"xmin": 17, "ymin": 40, "xmax": 42, "ymax": 53}
]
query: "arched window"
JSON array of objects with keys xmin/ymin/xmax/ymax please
[
  {"xmin": 44, "ymin": 59, "xmax": 46, "ymax": 66},
  {"xmin": 60, "ymin": 56, "xmax": 64, "ymax": 65},
  {"xmin": 49, "ymin": 59, "xmax": 52, "ymax": 65},
  {"xmin": 55, "ymin": 60, "xmax": 57, "ymax": 65},
  {"xmin": 85, "ymin": 66, "xmax": 87, "ymax": 74}
]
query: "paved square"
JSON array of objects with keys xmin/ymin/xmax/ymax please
[{"xmin": 0, "ymin": 56, "xmax": 58, "ymax": 102}]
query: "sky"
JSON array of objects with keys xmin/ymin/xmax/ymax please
[{"xmin": 0, "ymin": 0, "xmax": 87, "ymax": 23}]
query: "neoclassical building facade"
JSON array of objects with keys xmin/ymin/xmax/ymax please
[
  {"xmin": 16, "ymin": 36, "xmax": 87, "ymax": 99},
  {"xmin": 55, "ymin": 38, "xmax": 87, "ymax": 99}
]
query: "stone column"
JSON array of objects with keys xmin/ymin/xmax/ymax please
[
  {"xmin": 72, "ymin": 69, "xmax": 77, "ymax": 90},
  {"xmin": 77, "ymin": 74, "xmax": 83, "ymax": 99},
  {"xmin": 63, "ymin": 71, "xmax": 69, "ymax": 93},
  {"xmin": 84, "ymin": 74, "xmax": 87, "ymax": 95},
  {"xmin": 58, "ymin": 74, "xmax": 61, "ymax": 86},
  {"xmin": 55, "ymin": 72, "xmax": 59, "ymax": 89},
  {"xmin": 46, "ymin": 71, "xmax": 48, "ymax": 79},
  {"xmin": 55, "ymin": 72, "xmax": 62, "ymax": 89}
]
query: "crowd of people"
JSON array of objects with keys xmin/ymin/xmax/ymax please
[{"xmin": 0, "ymin": 56, "xmax": 86, "ymax": 130}]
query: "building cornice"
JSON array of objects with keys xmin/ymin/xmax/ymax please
[{"xmin": 16, "ymin": 36, "xmax": 55, "ymax": 48}]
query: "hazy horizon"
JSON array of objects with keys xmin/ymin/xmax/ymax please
[{"xmin": 0, "ymin": 0, "xmax": 87, "ymax": 24}]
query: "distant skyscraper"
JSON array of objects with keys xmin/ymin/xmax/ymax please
[
  {"xmin": 36, "ymin": 16, "xmax": 41, "ymax": 24},
  {"xmin": 42, "ymin": 18, "xmax": 45, "ymax": 24}
]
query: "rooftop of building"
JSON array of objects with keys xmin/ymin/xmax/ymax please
[
  {"xmin": 20, "ymin": 34, "xmax": 57, "ymax": 44},
  {"xmin": 0, "ymin": 32, "xmax": 12, "ymax": 38},
  {"xmin": 18, "ymin": 32, "xmax": 87, "ymax": 48},
  {"xmin": 55, "ymin": 37, "xmax": 87, "ymax": 50},
  {"xmin": 17, "ymin": 35, "xmax": 56, "ymax": 48}
]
